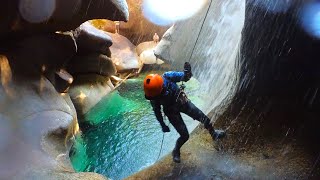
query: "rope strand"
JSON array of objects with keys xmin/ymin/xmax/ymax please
[
  {"xmin": 157, "ymin": 115, "xmax": 168, "ymax": 161},
  {"xmin": 187, "ymin": 0, "xmax": 213, "ymax": 63},
  {"xmin": 156, "ymin": 132, "xmax": 165, "ymax": 161}
]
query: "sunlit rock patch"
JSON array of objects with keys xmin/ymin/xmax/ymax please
[
  {"xmin": 107, "ymin": 33, "xmax": 141, "ymax": 72},
  {"xmin": 90, "ymin": 0, "xmax": 170, "ymax": 45}
]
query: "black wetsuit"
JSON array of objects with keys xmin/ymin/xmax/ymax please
[{"xmin": 150, "ymin": 71, "xmax": 215, "ymax": 154}]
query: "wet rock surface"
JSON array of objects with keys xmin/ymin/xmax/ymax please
[
  {"xmin": 107, "ymin": 33, "xmax": 141, "ymax": 72},
  {"xmin": 68, "ymin": 74, "xmax": 115, "ymax": 116},
  {"xmin": 68, "ymin": 54, "xmax": 116, "ymax": 77},
  {"xmin": 74, "ymin": 22, "xmax": 113, "ymax": 55},
  {"xmin": 67, "ymin": 23, "xmax": 117, "ymax": 117},
  {"xmin": 130, "ymin": 0, "xmax": 320, "ymax": 179},
  {"xmin": 154, "ymin": 0, "xmax": 244, "ymax": 114},
  {"xmin": 0, "ymin": 0, "xmax": 129, "ymax": 179},
  {"xmin": 127, "ymin": 127, "xmax": 293, "ymax": 179},
  {"xmin": 214, "ymin": 1, "xmax": 320, "ymax": 178},
  {"xmin": 0, "ymin": 75, "xmax": 79, "ymax": 179}
]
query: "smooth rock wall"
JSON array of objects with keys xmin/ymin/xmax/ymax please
[{"xmin": 0, "ymin": 0, "xmax": 129, "ymax": 179}]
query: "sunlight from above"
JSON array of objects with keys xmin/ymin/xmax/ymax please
[{"xmin": 142, "ymin": 0, "xmax": 208, "ymax": 26}]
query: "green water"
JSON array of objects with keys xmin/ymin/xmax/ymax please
[{"xmin": 70, "ymin": 72, "xmax": 204, "ymax": 180}]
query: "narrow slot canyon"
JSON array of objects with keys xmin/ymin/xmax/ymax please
[{"xmin": 0, "ymin": 0, "xmax": 319, "ymax": 180}]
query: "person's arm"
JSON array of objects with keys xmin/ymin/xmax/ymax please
[
  {"xmin": 150, "ymin": 100, "xmax": 170, "ymax": 132},
  {"xmin": 163, "ymin": 62, "xmax": 192, "ymax": 82}
]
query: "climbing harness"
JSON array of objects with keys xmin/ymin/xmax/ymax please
[{"xmin": 176, "ymin": 84, "xmax": 189, "ymax": 105}]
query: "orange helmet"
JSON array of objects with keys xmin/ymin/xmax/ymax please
[{"xmin": 143, "ymin": 74, "xmax": 164, "ymax": 98}]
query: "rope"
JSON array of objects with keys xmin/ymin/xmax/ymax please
[
  {"xmin": 155, "ymin": 1, "xmax": 214, "ymax": 161},
  {"xmin": 156, "ymin": 132, "xmax": 165, "ymax": 161},
  {"xmin": 187, "ymin": 0, "xmax": 213, "ymax": 63},
  {"xmin": 156, "ymin": 115, "xmax": 168, "ymax": 161}
]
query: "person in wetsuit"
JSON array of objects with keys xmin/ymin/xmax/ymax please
[{"xmin": 143, "ymin": 62, "xmax": 225, "ymax": 163}]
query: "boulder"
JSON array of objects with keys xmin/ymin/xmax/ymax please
[
  {"xmin": 107, "ymin": 33, "xmax": 141, "ymax": 72},
  {"xmin": 69, "ymin": 74, "xmax": 115, "ymax": 116},
  {"xmin": 136, "ymin": 41, "xmax": 157, "ymax": 56},
  {"xmin": 74, "ymin": 22, "xmax": 113, "ymax": 55},
  {"xmin": 67, "ymin": 53, "xmax": 116, "ymax": 77},
  {"xmin": 0, "ymin": 75, "xmax": 72, "ymax": 178},
  {"xmin": 0, "ymin": 0, "xmax": 129, "ymax": 38},
  {"xmin": 139, "ymin": 49, "xmax": 164, "ymax": 65},
  {"xmin": 54, "ymin": 69, "xmax": 74, "ymax": 93},
  {"xmin": 1, "ymin": 33, "xmax": 77, "ymax": 93},
  {"xmin": 0, "ymin": 56, "xmax": 107, "ymax": 178}
]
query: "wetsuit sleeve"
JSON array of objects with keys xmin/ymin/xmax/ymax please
[
  {"xmin": 150, "ymin": 100, "xmax": 165, "ymax": 126},
  {"xmin": 163, "ymin": 71, "xmax": 190, "ymax": 82}
]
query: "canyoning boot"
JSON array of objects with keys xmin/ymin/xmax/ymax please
[
  {"xmin": 210, "ymin": 130, "xmax": 226, "ymax": 140},
  {"xmin": 172, "ymin": 148, "xmax": 181, "ymax": 163}
]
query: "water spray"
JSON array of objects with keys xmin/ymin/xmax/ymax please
[
  {"xmin": 181, "ymin": 0, "xmax": 213, "ymax": 90},
  {"xmin": 156, "ymin": 0, "xmax": 213, "ymax": 162}
]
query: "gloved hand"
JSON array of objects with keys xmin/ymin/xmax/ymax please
[
  {"xmin": 161, "ymin": 125, "xmax": 170, "ymax": 133},
  {"xmin": 184, "ymin": 62, "xmax": 192, "ymax": 80}
]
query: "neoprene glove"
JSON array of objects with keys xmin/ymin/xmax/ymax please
[
  {"xmin": 161, "ymin": 125, "xmax": 170, "ymax": 133},
  {"xmin": 184, "ymin": 62, "xmax": 192, "ymax": 80}
]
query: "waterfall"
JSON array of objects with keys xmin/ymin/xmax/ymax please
[{"xmin": 155, "ymin": 0, "xmax": 245, "ymax": 119}]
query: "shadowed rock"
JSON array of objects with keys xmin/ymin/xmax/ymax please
[
  {"xmin": 74, "ymin": 22, "xmax": 113, "ymax": 55},
  {"xmin": 0, "ymin": 0, "xmax": 128, "ymax": 39},
  {"xmin": 67, "ymin": 53, "xmax": 116, "ymax": 77},
  {"xmin": 54, "ymin": 69, "xmax": 74, "ymax": 93},
  {"xmin": 68, "ymin": 74, "xmax": 115, "ymax": 116},
  {"xmin": 5, "ymin": 33, "xmax": 77, "ymax": 77},
  {"xmin": 214, "ymin": 3, "xmax": 320, "ymax": 179}
]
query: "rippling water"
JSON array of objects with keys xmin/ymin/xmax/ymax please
[{"xmin": 70, "ymin": 72, "xmax": 204, "ymax": 180}]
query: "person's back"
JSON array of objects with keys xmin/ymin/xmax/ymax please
[{"xmin": 155, "ymin": 71, "xmax": 187, "ymax": 106}]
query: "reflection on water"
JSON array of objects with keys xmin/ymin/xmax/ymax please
[{"xmin": 70, "ymin": 72, "xmax": 204, "ymax": 180}]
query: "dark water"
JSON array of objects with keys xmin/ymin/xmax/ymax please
[{"xmin": 70, "ymin": 72, "xmax": 203, "ymax": 180}]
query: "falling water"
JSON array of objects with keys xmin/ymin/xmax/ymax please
[
  {"xmin": 155, "ymin": 0, "xmax": 245, "ymax": 118},
  {"xmin": 71, "ymin": 0, "xmax": 246, "ymax": 179}
]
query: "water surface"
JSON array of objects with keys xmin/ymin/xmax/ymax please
[{"xmin": 70, "ymin": 72, "xmax": 204, "ymax": 179}]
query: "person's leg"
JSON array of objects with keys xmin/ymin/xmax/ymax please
[
  {"xmin": 164, "ymin": 107, "xmax": 189, "ymax": 163},
  {"xmin": 180, "ymin": 100, "xmax": 225, "ymax": 140},
  {"xmin": 180, "ymin": 100, "xmax": 212, "ymax": 129}
]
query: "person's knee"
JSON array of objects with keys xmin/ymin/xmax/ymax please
[{"xmin": 181, "ymin": 132, "xmax": 189, "ymax": 142}]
